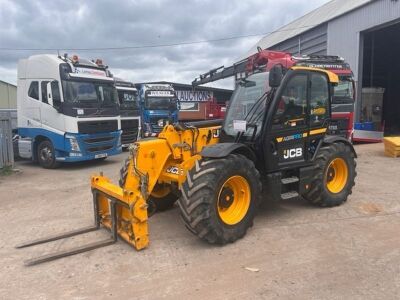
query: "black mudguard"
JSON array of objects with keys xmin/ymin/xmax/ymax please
[
  {"xmin": 200, "ymin": 142, "xmax": 257, "ymax": 162},
  {"xmin": 322, "ymin": 135, "xmax": 357, "ymax": 157}
]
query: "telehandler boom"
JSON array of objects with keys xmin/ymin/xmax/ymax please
[{"xmin": 18, "ymin": 50, "xmax": 356, "ymax": 266}]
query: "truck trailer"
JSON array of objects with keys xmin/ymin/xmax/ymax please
[{"xmin": 16, "ymin": 54, "xmax": 122, "ymax": 168}]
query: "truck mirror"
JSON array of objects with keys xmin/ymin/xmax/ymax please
[
  {"xmin": 46, "ymin": 82, "xmax": 53, "ymax": 106},
  {"xmin": 269, "ymin": 64, "xmax": 284, "ymax": 88},
  {"xmin": 50, "ymin": 80, "xmax": 62, "ymax": 112}
]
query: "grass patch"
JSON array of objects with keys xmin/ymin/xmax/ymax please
[{"xmin": 0, "ymin": 165, "xmax": 13, "ymax": 176}]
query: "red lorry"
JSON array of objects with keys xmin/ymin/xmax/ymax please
[{"xmin": 193, "ymin": 50, "xmax": 355, "ymax": 140}]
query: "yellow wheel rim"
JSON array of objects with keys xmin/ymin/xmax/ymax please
[
  {"xmin": 326, "ymin": 158, "xmax": 348, "ymax": 194},
  {"xmin": 217, "ymin": 175, "xmax": 251, "ymax": 225},
  {"xmin": 151, "ymin": 185, "xmax": 170, "ymax": 198}
]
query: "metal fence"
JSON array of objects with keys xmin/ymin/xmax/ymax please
[{"xmin": 0, "ymin": 117, "xmax": 14, "ymax": 168}]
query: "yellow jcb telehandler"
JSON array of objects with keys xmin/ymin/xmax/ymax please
[{"xmin": 18, "ymin": 51, "xmax": 356, "ymax": 266}]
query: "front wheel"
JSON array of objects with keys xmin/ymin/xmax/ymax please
[
  {"xmin": 37, "ymin": 140, "xmax": 59, "ymax": 169},
  {"xmin": 178, "ymin": 154, "xmax": 261, "ymax": 244},
  {"xmin": 303, "ymin": 142, "xmax": 356, "ymax": 207}
]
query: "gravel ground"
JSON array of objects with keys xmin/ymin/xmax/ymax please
[{"xmin": 0, "ymin": 143, "xmax": 399, "ymax": 299}]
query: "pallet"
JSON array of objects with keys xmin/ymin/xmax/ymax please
[{"xmin": 383, "ymin": 137, "xmax": 400, "ymax": 158}]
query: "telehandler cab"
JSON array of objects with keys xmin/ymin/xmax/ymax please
[{"xmin": 18, "ymin": 51, "xmax": 356, "ymax": 266}]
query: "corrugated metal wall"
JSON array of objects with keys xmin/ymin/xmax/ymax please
[
  {"xmin": 327, "ymin": 0, "xmax": 400, "ymax": 120},
  {"xmin": 269, "ymin": 24, "xmax": 328, "ymax": 56},
  {"xmin": 0, "ymin": 81, "xmax": 17, "ymax": 109}
]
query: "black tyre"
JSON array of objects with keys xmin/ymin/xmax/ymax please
[
  {"xmin": 149, "ymin": 184, "xmax": 178, "ymax": 212},
  {"xmin": 37, "ymin": 140, "xmax": 59, "ymax": 169},
  {"xmin": 118, "ymin": 158, "xmax": 178, "ymax": 215},
  {"xmin": 178, "ymin": 154, "xmax": 261, "ymax": 244},
  {"xmin": 303, "ymin": 142, "xmax": 356, "ymax": 207}
]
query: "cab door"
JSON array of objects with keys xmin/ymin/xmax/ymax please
[
  {"xmin": 40, "ymin": 80, "xmax": 64, "ymax": 133},
  {"xmin": 264, "ymin": 70, "xmax": 331, "ymax": 172},
  {"xmin": 265, "ymin": 72, "xmax": 310, "ymax": 171}
]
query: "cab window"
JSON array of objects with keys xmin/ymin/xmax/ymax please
[
  {"xmin": 28, "ymin": 81, "xmax": 39, "ymax": 100},
  {"xmin": 310, "ymin": 73, "xmax": 329, "ymax": 126},
  {"xmin": 272, "ymin": 74, "xmax": 308, "ymax": 128}
]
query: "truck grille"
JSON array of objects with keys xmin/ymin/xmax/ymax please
[
  {"xmin": 121, "ymin": 119, "xmax": 139, "ymax": 145},
  {"xmin": 78, "ymin": 120, "xmax": 118, "ymax": 134},
  {"xmin": 83, "ymin": 136, "xmax": 114, "ymax": 144},
  {"xmin": 86, "ymin": 145, "xmax": 114, "ymax": 153}
]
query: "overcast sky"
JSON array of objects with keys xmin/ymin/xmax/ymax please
[{"xmin": 0, "ymin": 0, "xmax": 329, "ymax": 88}]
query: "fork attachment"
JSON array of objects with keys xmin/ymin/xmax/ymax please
[{"xmin": 16, "ymin": 178, "xmax": 149, "ymax": 266}]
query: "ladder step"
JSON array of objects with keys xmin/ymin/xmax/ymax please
[
  {"xmin": 281, "ymin": 191, "xmax": 299, "ymax": 200},
  {"xmin": 281, "ymin": 177, "xmax": 299, "ymax": 185}
]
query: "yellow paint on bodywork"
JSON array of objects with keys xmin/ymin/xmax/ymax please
[
  {"xmin": 309, "ymin": 128, "xmax": 327, "ymax": 135},
  {"xmin": 291, "ymin": 66, "xmax": 339, "ymax": 83},
  {"xmin": 90, "ymin": 124, "xmax": 220, "ymax": 250}
]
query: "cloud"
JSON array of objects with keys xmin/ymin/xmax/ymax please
[{"xmin": 0, "ymin": 0, "xmax": 330, "ymax": 88}]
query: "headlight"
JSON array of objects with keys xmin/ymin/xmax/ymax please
[{"xmin": 66, "ymin": 135, "xmax": 80, "ymax": 152}]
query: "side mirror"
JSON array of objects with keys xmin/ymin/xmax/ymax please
[
  {"xmin": 50, "ymin": 80, "xmax": 62, "ymax": 112},
  {"xmin": 269, "ymin": 64, "xmax": 284, "ymax": 88},
  {"xmin": 46, "ymin": 82, "xmax": 54, "ymax": 106}
]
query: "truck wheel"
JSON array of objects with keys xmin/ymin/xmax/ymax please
[
  {"xmin": 304, "ymin": 143, "xmax": 356, "ymax": 207},
  {"xmin": 178, "ymin": 154, "xmax": 261, "ymax": 244},
  {"xmin": 37, "ymin": 140, "xmax": 59, "ymax": 169},
  {"xmin": 118, "ymin": 159, "xmax": 177, "ymax": 215}
]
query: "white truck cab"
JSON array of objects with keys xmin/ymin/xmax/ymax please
[{"xmin": 17, "ymin": 54, "xmax": 122, "ymax": 168}]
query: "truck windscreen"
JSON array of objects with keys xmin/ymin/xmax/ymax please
[
  {"xmin": 62, "ymin": 81, "xmax": 118, "ymax": 107},
  {"xmin": 118, "ymin": 90, "xmax": 139, "ymax": 108},
  {"xmin": 145, "ymin": 97, "xmax": 176, "ymax": 110},
  {"xmin": 333, "ymin": 78, "xmax": 354, "ymax": 101}
]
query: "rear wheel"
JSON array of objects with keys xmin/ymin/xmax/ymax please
[
  {"xmin": 178, "ymin": 154, "xmax": 261, "ymax": 244},
  {"xmin": 303, "ymin": 143, "xmax": 356, "ymax": 207},
  {"xmin": 118, "ymin": 158, "xmax": 178, "ymax": 215},
  {"xmin": 37, "ymin": 140, "xmax": 59, "ymax": 169}
]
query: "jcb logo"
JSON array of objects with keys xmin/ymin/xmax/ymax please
[
  {"xmin": 283, "ymin": 148, "xmax": 303, "ymax": 159},
  {"xmin": 166, "ymin": 166, "xmax": 181, "ymax": 175}
]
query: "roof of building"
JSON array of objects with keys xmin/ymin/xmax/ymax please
[
  {"xmin": 137, "ymin": 81, "xmax": 233, "ymax": 93},
  {"xmin": 0, "ymin": 80, "xmax": 17, "ymax": 87},
  {"xmin": 244, "ymin": 0, "xmax": 373, "ymax": 58}
]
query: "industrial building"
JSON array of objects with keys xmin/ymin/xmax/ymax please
[
  {"xmin": 0, "ymin": 80, "xmax": 16, "ymax": 109},
  {"xmin": 0, "ymin": 80, "xmax": 17, "ymax": 130},
  {"xmin": 247, "ymin": 0, "xmax": 400, "ymax": 141}
]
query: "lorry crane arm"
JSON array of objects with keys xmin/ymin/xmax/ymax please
[{"xmin": 192, "ymin": 49, "xmax": 292, "ymax": 86}]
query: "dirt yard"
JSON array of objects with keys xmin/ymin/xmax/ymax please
[{"xmin": 0, "ymin": 143, "xmax": 399, "ymax": 299}]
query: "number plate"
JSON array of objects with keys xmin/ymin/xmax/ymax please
[{"xmin": 95, "ymin": 153, "xmax": 107, "ymax": 159}]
